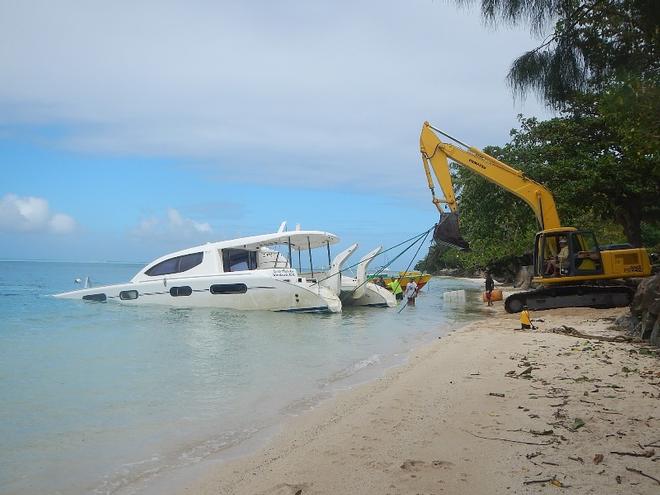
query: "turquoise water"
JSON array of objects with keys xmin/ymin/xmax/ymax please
[{"xmin": 0, "ymin": 261, "xmax": 485, "ymax": 495}]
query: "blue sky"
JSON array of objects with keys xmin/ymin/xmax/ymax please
[{"xmin": 0, "ymin": 0, "xmax": 549, "ymax": 269}]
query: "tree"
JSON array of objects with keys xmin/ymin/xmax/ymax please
[
  {"xmin": 458, "ymin": 0, "xmax": 660, "ymax": 107},
  {"xmin": 452, "ymin": 0, "xmax": 660, "ymax": 246},
  {"xmin": 506, "ymin": 112, "xmax": 659, "ymax": 246}
]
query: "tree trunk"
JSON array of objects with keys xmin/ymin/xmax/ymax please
[{"xmin": 615, "ymin": 203, "xmax": 643, "ymax": 247}]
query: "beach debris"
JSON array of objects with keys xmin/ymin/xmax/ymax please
[
  {"xmin": 570, "ymin": 418, "xmax": 585, "ymax": 431},
  {"xmin": 463, "ymin": 430, "xmax": 554, "ymax": 446},
  {"xmin": 522, "ymin": 476, "xmax": 565, "ymax": 487},
  {"xmin": 530, "ymin": 429, "xmax": 554, "ymax": 436},
  {"xmin": 593, "ymin": 453, "xmax": 604, "ymax": 465},
  {"xmin": 610, "ymin": 449, "xmax": 655, "ymax": 458},
  {"xmin": 400, "ymin": 459, "xmax": 424, "ymax": 471},
  {"xmin": 625, "ymin": 467, "xmax": 660, "ymax": 486},
  {"xmin": 489, "ymin": 392, "xmax": 505, "ymax": 397},
  {"xmin": 616, "ymin": 475, "xmax": 622, "ymax": 484},
  {"xmin": 553, "ymin": 408, "xmax": 567, "ymax": 420},
  {"xmin": 549, "ymin": 325, "xmax": 632, "ymax": 342},
  {"xmin": 519, "ymin": 366, "xmax": 533, "ymax": 377},
  {"xmin": 568, "ymin": 455, "xmax": 584, "ymax": 463}
]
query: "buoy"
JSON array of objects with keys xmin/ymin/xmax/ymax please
[{"xmin": 483, "ymin": 289, "xmax": 503, "ymax": 302}]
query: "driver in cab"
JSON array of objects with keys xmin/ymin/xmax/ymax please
[{"xmin": 546, "ymin": 237, "xmax": 570, "ymax": 276}]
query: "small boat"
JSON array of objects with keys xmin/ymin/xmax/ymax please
[
  {"xmin": 54, "ymin": 225, "xmax": 344, "ymax": 313},
  {"xmin": 377, "ymin": 271, "xmax": 432, "ymax": 292}
]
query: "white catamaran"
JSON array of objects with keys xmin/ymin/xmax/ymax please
[{"xmin": 55, "ymin": 224, "xmax": 346, "ymax": 312}]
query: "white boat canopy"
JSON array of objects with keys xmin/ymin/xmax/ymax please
[{"xmin": 226, "ymin": 230, "xmax": 340, "ymax": 251}]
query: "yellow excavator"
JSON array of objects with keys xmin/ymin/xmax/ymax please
[{"xmin": 420, "ymin": 122, "xmax": 652, "ymax": 313}]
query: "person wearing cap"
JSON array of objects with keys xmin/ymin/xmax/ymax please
[
  {"xmin": 546, "ymin": 237, "xmax": 570, "ymax": 275},
  {"xmin": 520, "ymin": 305, "xmax": 536, "ymax": 330}
]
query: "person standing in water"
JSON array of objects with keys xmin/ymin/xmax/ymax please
[
  {"xmin": 388, "ymin": 279, "xmax": 403, "ymax": 300},
  {"xmin": 404, "ymin": 279, "xmax": 418, "ymax": 307},
  {"xmin": 485, "ymin": 271, "xmax": 495, "ymax": 306}
]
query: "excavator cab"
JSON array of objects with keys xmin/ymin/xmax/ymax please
[{"xmin": 534, "ymin": 229, "xmax": 604, "ymax": 279}]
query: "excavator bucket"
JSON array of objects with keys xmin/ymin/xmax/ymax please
[{"xmin": 433, "ymin": 212, "xmax": 470, "ymax": 250}]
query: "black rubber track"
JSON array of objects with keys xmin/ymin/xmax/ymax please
[{"xmin": 504, "ymin": 285, "xmax": 635, "ymax": 313}]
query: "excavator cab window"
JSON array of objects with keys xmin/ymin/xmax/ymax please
[
  {"xmin": 536, "ymin": 233, "xmax": 576, "ymax": 278},
  {"xmin": 536, "ymin": 231, "xmax": 604, "ymax": 278},
  {"xmin": 571, "ymin": 231, "xmax": 603, "ymax": 276}
]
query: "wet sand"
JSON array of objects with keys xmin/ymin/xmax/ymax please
[{"xmin": 176, "ymin": 305, "xmax": 660, "ymax": 495}]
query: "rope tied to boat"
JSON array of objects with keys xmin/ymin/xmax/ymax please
[
  {"xmin": 396, "ymin": 228, "xmax": 431, "ymax": 313},
  {"xmin": 310, "ymin": 225, "xmax": 435, "ymax": 297}
]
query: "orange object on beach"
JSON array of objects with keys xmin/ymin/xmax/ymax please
[{"xmin": 483, "ymin": 289, "xmax": 503, "ymax": 303}]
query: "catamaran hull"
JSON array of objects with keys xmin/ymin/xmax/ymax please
[
  {"xmin": 54, "ymin": 274, "xmax": 342, "ymax": 313},
  {"xmin": 340, "ymin": 282, "xmax": 397, "ymax": 308}
]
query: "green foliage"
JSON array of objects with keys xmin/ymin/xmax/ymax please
[
  {"xmin": 482, "ymin": 0, "xmax": 660, "ymax": 109},
  {"xmin": 506, "ymin": 110, "xmax": 659, "ymax": 245},
  {"xmin": 641, "ymin": 222, "xmax": 660, "ymax": 253}
]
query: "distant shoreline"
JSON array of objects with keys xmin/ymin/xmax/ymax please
[{"xmin": 0, "ymin": 259, "xmax": 145, "ymax": 265}]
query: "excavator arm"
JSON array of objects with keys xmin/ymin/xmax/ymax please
[{"xmin": 420, "ymin": 122, "xmax": 562, "ymax": 237}]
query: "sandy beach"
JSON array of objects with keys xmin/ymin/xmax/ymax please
[{"xmin": 177, "ymin": 305, "xmax": 660, "ymax": 495}]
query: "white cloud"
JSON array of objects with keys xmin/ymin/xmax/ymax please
[
  {"xmin": 132, "ymin": 208, "xmax": 213, "ymax": 240},
  {"xmin": 0, "ymin": 193, "xmax": 77, "ymax": 234},
  {"xmin": 49, "ymin": 213, "xmax": 77, "ymax": 234},
  {"xmin": 166, "ymin": 208, "xmax": 211, "ymax": 234},
  {"xmin": 0, "ymin": 1, "xmax": 552, "ymax": 193}
]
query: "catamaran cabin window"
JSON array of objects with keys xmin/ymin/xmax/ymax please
[
  {"xmin": 222, "ymin": 249, "xmax": 257, "ymax": 272},
  {"xmin": 145, "ymin": 252, "xmax": 204, "ymax": 276},
  {"xmin": 119, "ymin": 290, "xmax": 139, "ymax": 300},
  {"xmin": 170, "ymin": 286, "xmax": 193, "ymax": 297},
  {"xmin": 210, "ymin": 283, "xmax": 248, "ymax": 294},
  {"xmin": 82, "ymin": 293, "xmax": 107, "ymax": 302}
]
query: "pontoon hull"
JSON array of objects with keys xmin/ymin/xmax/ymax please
[
  {"xmin": 54, "ymin": 273, "xmax": 342, "ymax": 313},
  {"xmin": 340, "ymin": 281, "xmax": 396, "ymax": 308}
]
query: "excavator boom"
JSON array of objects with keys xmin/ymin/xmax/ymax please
[{"xmin": 420, "ymin": 122, "xmax": 561, "ymax": 232}]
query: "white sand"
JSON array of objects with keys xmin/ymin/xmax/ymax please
[{"xmin": 175, "ymin": 306, "xmax": 660, "ymax": 495}]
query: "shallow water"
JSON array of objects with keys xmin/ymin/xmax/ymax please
[{"xmin": 0, "ymin": 261, "xmax": 486, "ymax": 495}]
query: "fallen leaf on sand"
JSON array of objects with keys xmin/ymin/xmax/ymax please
[
  {"xmin": 571, "ymin": 418, "xmax": 585, "ymax": 430},
  {"xmin": 593, "ymin": 453, "xmax": 604, "ymax": 464}
]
